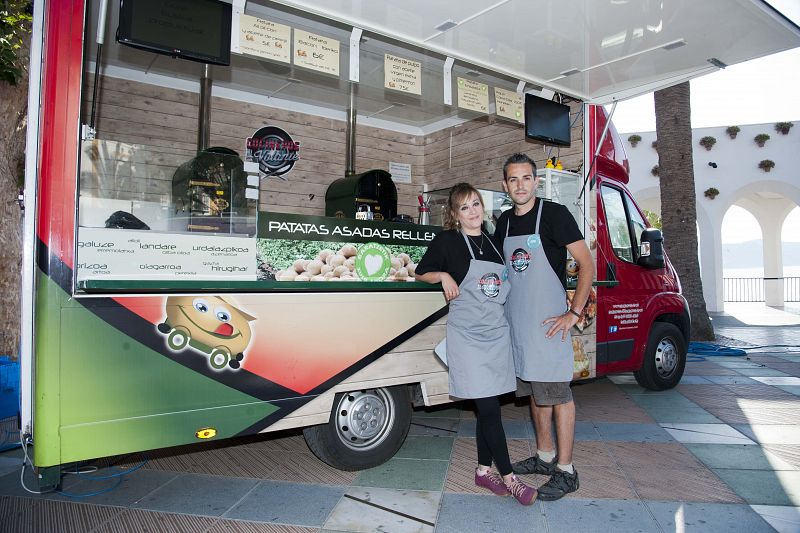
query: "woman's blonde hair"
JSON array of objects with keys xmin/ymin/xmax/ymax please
[{"xmin": 443, "ymin": 182, "xmax": 483, "ymax": 231}]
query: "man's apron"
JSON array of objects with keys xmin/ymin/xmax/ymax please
[
  {"xmin": 503, "ymin": 200, "xmax": 573, "ymax": 382},
  {"xmin": 446, "ymin": 232, "xmax": 515, "ymax": 399}
]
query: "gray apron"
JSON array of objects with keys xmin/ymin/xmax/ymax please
[
  {"xmin": 504, "ymin": 200, "xmax": 573, "ymax": 382},
  {"xmin": 445, "ymin": 232, "xmax": 516, "ymax": 399}
]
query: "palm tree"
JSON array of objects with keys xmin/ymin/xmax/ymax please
[{"xmin": 654, "ymin": 82, "xmax": 714, "ymax": 341}]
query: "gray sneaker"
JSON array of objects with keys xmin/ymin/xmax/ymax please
[
  {"xmin": 512, "ymin": 454, "xmax": 557, "ymax": 475},
  {"xmin": 538, "ymin": 468, "xmax": 579, "ymax": 501}
]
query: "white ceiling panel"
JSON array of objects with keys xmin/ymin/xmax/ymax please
[
  {"xmin": 88, "ymin": 0, "xmax": 800, "ymax": 132},
  {"xmin": 269, "ymin": 0, "xmax": 800, "ymax": 103}
]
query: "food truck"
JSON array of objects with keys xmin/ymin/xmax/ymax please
[{"xmin": 18, "ymin": 0, "xmax": 800, "ymax": 488}]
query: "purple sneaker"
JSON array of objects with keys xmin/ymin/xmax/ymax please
[
  {"xmin": 505, "ymin": 475, "xmax": 537, "ymax": 505},
  {"xmin": 475, "ymin": 469, "xmax": 510, "ymax": 496}
]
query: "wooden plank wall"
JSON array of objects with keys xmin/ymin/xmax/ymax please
[
  {"xmin": 421, "ymin": 102, "xmax": 585, "ymax": 194},
  {"xmin": 81, "ymin": 75, "xmax": 583, "ymax": 220},
  {"xmin": 81, "ymin": 75, "xmax": 424, "ymax": 218}
]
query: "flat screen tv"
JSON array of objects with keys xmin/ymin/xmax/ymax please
[
  {"xmin": 524, "ymin": 93, "xmax": 571, "ymax": 147},
  {"xmin": 117, "ymin": 0, "xmax": 232, "ymax": 66}
]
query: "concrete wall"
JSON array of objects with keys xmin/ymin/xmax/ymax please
[{"xmin": 623, "ymin": 122, "xmax": 800, "ymax": 311}]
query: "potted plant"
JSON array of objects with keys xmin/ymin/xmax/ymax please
[
  {"xmin": 699, "ymin": 136, "xmax": 717, "ymax": 150},
  {"xmin": 651, "ymin": 165, "xmax": 659, "ymax": 177},
  {"xmin": 725, "ymin": 126, "xmax": 741, "ymax": 139},
  {"xmin": 758, "ymin": 159, "xmax": 775, "ymax": 172},
  {"xmin": 651, "ymin": 140, "xmax": 658, "ymax": 150},
  {"xmin": 704, "ymin": 187, "xmax": 720, "ymax": 200},
  {"xmin": 628, "ymin": 134, "xmax": 642, "ymax": 147},
  {"xmin": 754, "ymin": 133, "xmax": 770, "ymax": 147},
  {"xmin": 775, "ymin": 122, "xmax": 794, "ymax": 135}
]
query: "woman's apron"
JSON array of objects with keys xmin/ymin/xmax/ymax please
[
  {"xmin": 503, "ymin": 200, "xmax": 573, "ymax": 382},
  {"xmin": 445, "ymin": 232, "xmax": 516, "ymax": 399}
]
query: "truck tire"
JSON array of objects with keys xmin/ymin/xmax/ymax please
[
  {"xmin": 634, "ymin": 322, "xmax": 687, "ymax": 390},
  {"xmin": 303, "ymin": 385, "xmax": 412, "ymax": 471}
]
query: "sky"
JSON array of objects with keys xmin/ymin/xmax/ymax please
[
  {"xmin": 612, "ymin": 1, "xmax": 800, "ymax": 134},
  {"xmin": 722, "ymin": 205, "xmax": 800, "ymax": 243},
  {"xmin": 613, "ymin": 0, "xmax": 800, "ymax": 252}
]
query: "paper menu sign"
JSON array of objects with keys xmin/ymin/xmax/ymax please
[
  {"xmin": 494, "ymin": 87, "xmax": 524, "ymax": 123},
  {"xmin": 384, "ymin": 54, "xmax": 422, "ymax": 95},
  {"xmin": 238, "ymin": 15, "xmax": 291, "ymax": 63},
  {"xmin": 389, "ymin": 161, "xmax": 412, "ymax": 184},
  {"xmin": 293, "ymin": 29, "xmax": 340, "ymax": 76},
  {"xmin": 457, "ymin": 77, "xmax": 489, "ymax": 113}
]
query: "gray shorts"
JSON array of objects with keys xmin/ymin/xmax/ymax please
[{"xmin": 515, "ymin": 378, "xmax": 573, "ymax": 406}]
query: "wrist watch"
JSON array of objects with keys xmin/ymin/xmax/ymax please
[{"xmin": 568, "ymin": 308, "xmax": 581, "ymax": 318}]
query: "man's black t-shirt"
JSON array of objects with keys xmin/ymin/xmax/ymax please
[
  {"xmin": 494, "ymin": 198, "xmax": 584, "ymax": 289},
  {"xmin": 416, "ymin": 229, "xmax": 504, "ymax": 286}
]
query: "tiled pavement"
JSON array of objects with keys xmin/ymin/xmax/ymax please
[{"xmin": 1, "ymin": 309, "xmax": 799, "ymax": 532}]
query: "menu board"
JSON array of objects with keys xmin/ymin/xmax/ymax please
[
  {"xmin": 293, "ymin": 29, "xmax": 340, "ymax": 76},
  {"xmin": 77, "ymin": 228, "xmax": 256, "ymax": 281},
  {"xmin": 238, "ymin": 15, "xmax": 291, "ymax": 63},
  {"xmin": 457, "ymin": 77, "xmax": 489, "ymax": 113},
  {"xmin": 384, "ymin": 54, "xmax": 422, "ymax": 95},
  {"xmin": 494, "ymin": 87, "xmax": 524, "ymax": 123}
]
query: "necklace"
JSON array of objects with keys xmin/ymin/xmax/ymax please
[{"xmin": 467, "ymin": 232, "xmax": 484, "ymax": 255}]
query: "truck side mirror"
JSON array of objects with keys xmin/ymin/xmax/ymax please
[{"xmin": 637, "ymin": 228, "xmax": 665, "ymax": 269}]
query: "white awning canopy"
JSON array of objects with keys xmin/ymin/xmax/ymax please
[{"xmin": 268, "ymin": 0, "xmax": 800, "ymax": 104}]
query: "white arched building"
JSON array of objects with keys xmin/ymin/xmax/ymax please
[{"xmin": 622, "ymin": 122, "xmax": 799, "ymax": 313}]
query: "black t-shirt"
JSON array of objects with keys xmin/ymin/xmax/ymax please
[
  {"xmin": 416, "ymin": 229, "xmax": 504, "ymax": 286},
  {"xmin": 494, "ymin": 198, "xmax": 584, "ymax": 289}
]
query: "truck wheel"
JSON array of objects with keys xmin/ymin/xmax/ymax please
[
  {"xmin": 634, "ymin": 322, "xmax": 686, "ymax": 390},
  {"xmin": 303, "ymin": 386, "xmax": 412, "ymax": 471}
]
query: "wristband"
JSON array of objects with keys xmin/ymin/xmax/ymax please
[{"xmin": 568, "ymin": 308, "xmax": 581, "ymax": 318}]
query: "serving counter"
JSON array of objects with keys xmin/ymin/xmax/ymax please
[{"xmin": 76, "ymin": 210, "xmax": 442, "ymax": 292}]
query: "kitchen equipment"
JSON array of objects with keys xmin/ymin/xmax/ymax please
[{"xmin": 325, "ymin": 169, "xmax": 397, "ymax": 221}]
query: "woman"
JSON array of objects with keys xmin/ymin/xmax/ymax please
[{"xmin": 415, "ymin": 183, "xmax": 536, "ymax": 506}]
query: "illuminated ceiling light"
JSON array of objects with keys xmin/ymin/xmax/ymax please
[
  {"xmin": 602, "ymin": 28, "xmax": 645, "ymax": 48},
  {"xmin": 602, "ymin": 31, "xmax": 627, "ymax": 48}
]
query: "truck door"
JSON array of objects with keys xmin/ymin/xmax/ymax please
[{"xmin": 597, "ymin": 182, "xmax": 653, "ymax": 372}]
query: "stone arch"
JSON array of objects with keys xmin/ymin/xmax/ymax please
[{"xmin": 718, "ymin": 180, "xmax": 800, "ymax": 307}]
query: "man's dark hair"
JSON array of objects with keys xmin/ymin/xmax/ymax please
[{"xmin": 502, "ymin": 153, "xmax": 537, "ymax": 180}]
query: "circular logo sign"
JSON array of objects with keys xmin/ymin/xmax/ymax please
[
  {"xmin": 245, "ymin": 126, "xmax": 300, "ymax": 180},
  {"xmin": 510, "ymin": 248, "xmax": 531, "ymax": 272},
  {"xmin": 527, "ymin": 235, "xmax": 541, "ymax": 249},
  {"xmin": 479, "ymin": 273, "xmax": 502, "ymax": 298},
  {"xmin": 354, "ymin": 242, "xmax": 392, "ymax": 281}
]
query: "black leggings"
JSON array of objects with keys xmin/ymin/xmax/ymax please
[{"xmin": 474, "ymin": 396, "xmax": 512, "ymax": 476}]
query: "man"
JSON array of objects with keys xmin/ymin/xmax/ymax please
[{"xmin": 494, "ymin": 153, "xmax": 594, "ymax": 501}]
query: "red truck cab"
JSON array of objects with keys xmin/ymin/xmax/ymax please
[{"xmin": 590, "ymin": 106, "xmax": 690, "ymax": 390}]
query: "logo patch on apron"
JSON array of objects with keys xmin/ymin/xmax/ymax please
[
  {"xmin": 527, "ymin": 235, "xmax": 541, "ymax": 249},
  {"xmin": 510, "ymin": 248, "xmax": 531, "ymax": 272},
  {"xmin": 478, "ymin": 273, "xmax": 502, "ymax": 298}
]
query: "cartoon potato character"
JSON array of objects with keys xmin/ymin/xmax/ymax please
[
  {"xmin": 566, "ymin": 256, "xmax": 579, "ymax": 279},
  {"xmin": 158, "ymin": 296, "xmax": 256, "ymax": 370}
]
